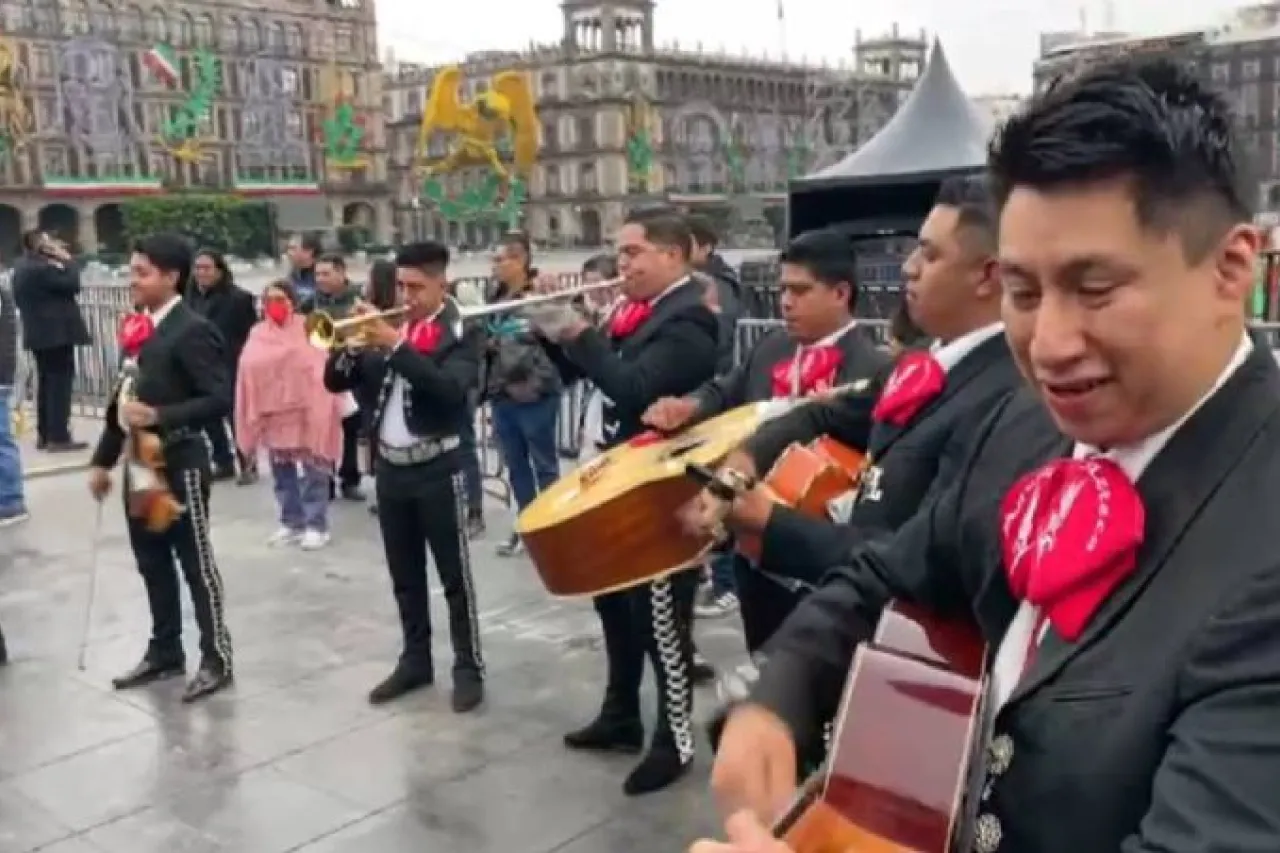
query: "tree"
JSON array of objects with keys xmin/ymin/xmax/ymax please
[{"xmin": 120, "ymin": 195, "xmax": 274, "ymax": 257}]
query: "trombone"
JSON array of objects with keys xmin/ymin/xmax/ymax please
[{"xmin": 304, "ymin": 278, "xmax": 625, "ymax": 350}]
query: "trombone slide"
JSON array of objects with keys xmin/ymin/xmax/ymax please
[{"xmin": 456, "ymin": 277, "xmax": 623, "ymax": 321}]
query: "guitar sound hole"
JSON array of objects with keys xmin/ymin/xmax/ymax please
[{"xmin": 664, "ymin": 437, "xmax": 707, "ymax": 460}]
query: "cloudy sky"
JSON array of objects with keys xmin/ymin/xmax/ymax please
[{"xmin": 378, "ymin": 0, "xmax": 1251, "ymax": 94}]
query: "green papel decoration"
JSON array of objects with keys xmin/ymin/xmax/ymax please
[{"xmin": 422, "ymin": 172, "xmax": 526, "ymax": 227}]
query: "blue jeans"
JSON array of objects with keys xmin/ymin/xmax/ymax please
[
  {"xmin": 709, "ymin": 549, "xmax": 741, "ymax": 596},
  {"xmin": 0, "ymin": 388, "xmax": 24, "ymax": 514},
  {"xmin": 271, "ymin": 454, "xmax": 330, "ymax": 532},
  {"xmin": 492, "ymin": 394, "xmax": 561, "ymax": 510},
  {"xmin": 457, "ymin": 406, "xmax": 484, "ymax": 513}
]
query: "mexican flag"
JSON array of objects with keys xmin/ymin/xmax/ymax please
[{"xmin": 143, "ymin": 45, "xmax": 178, "ymax": 87}]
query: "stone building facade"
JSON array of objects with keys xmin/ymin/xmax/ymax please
[
  {"xmin": 383, "ymin": 1, "xmax": 925, "ymax": 249},
  {"xmin": 0, "ymin": 0, "xmax": 391, "ymax": 259}
]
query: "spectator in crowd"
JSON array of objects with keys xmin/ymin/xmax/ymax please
[
  {"xmin": 688, "ymin": 215, "xmax": 745, "ymax": 374},
  {"xmin": 10, "ymin": 229, "xmax": 91, "ymax": 453},
  {"xmin": 235, "ymin": 280, "xmax": 344, "ymax": 550},
  {"xmin": 574, "ymin": 253, "xmax": 620, "ymax": 465},
  {"xmin": 287, "ymin": 232, "xmax": 323, "ymax": 303},
  {"xmin": 187, "ymin": 249, "xmax": 258, "ymax": 483},
  {"xmin": 301, "ymin": 254, "xmax": 364, "ymax": 501},
  {"xmin": 0, "ymin": 278, "xmax": 28, "ymax": 526},
  {"xmin": 486, "ymin": 232, "xmax": 561, "ymax": 556}
]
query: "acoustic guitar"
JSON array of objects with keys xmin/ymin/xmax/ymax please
[
  {"xmin": 517, "ymin": 401, "xmax": 787, "ymax": 597},
  {"xmin": 775, "ymin": 602, "xmax": 990, "ymax": 852},
  {"xmin": 736, "ymin": 437, "xmax": 866, "ymax": 563}
]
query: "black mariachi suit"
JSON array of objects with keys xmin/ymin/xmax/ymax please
[
  {"xmin": 754, "ymin": 343, "xmax": 1280, "ymax": 853},
  {"xmin": 690, "ymin": 324, "xmax": 890, "ymax": 654},
  {"xmin": 323, "ymin": 300, "xmax": 485, "ymax": 678},
  {"xmin": 544, "ymin": 278, "xmax": 719, "ymax": 794},
  {"xmin": 90, "ymin": 301, "xmax": 234, "ymax": 675}
]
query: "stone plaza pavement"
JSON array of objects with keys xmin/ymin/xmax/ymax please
[{"xmin": 0, "ymin": 470, "xmax": 748, "ymax": 853}]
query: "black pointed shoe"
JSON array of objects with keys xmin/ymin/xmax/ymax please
[
  {"xmin": 623, "ymin": 746, "xmax": 692, "ymax": 796},
  {"xmin": 563, "ymin": 715, "xmax": 645, "ymax": 754},
  {"xmin": 112, "ymin": 655, "xmax": 185, "ymax": 690},
  {"xmin": 451, "ymin": 670, "xmax": 485, "ymax": 713},
  {"xmin": 368, "ymin": 663, "xmax": 434, "ymax": 705},
  {"xmin": 181, "ymin": 662, "xmax": 233, "ymax": 703}
]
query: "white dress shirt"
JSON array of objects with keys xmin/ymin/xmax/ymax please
[
  {"xmin": 783, "ymin": 318, "xmax": 860, "ymax": 398},
  {"xmin": 379, "ymin": 304, "xmax": 448, "ymax": 449},
  {"xmin": 989, "ymin": 331, "xmax": 1254, "ymax": 710},
  {"xmin": 930, "ymin": 322, "xmax": 1004, "ymax": 373}
]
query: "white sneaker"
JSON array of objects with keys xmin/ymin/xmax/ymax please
[
  {"xmin": 299, "ymin": 529, "xmax": 331, "ymax": 550},
  {"xmin": 267, "ymin": 527, "xmax": 301, "ymax": 547}
]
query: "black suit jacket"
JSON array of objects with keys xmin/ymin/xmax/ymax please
[
  {"xmin": 90, "ymin": 301, "xmax": 231, "ymax": 471},
  {"xmin": 750, "ymin": 334, "xmax": 1021, "ymax": 582},
  {"xmin": 689, "ymin": 324, "xmax": 889, "ymax": 421},
  {"xmin": 186, "ymin": 281, "xmax": 257, "ymax": 370},
  {"xmin": 323, "ymin": 299, "xmax": 481, "ymax": 465},
  {"xmin": 10, "ymin": 253, "xmax": 91, "ymax": 351},
  {"xmin": 546, "ymin": 278, "xmax": 719, "ymax": 448},
  {"xmin": 754, "ymin": 343, "xmax": 1280, "ymax": 853}
]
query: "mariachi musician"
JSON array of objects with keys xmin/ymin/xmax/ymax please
[
  {"xmin": 87, "ymin": 233, "xmax": 234, "ymax": 703},
  {"xmin": 527, "ymin": 208, "xmax": 720, "ymax": 796},
  {"xmin": 323, "ymin": 241, "xmax": 488, "ymax": 714},
  {"xmin": 700, "ymin": 175, "xmax": 1020, "ymax": 654},
  {"xmin": 703, "ymin": 57, "xmax": 1280, "ymax": 853},
  {"xmin": 642, "ymin": 227, "xmax": 891, "ymax": 646}
]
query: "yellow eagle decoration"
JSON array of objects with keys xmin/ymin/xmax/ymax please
[{"xmin": 416, "ymin": 66, "xmax": 539, "ymax": 182}]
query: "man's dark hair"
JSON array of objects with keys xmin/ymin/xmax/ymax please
[
  {"xmin": 367, "ymin": 258, "xmax": 398, "ymax": 309},
  {"xmin": 21, "ymin": 229, "xmax": 42, "ymax": 253},
  {"xmin": 934, "ymin": 175, "xmax": 997, "ymax": 253},
  {"xmin": 988, "ymin": 57, "xmax": 1251, "ymax": 261},
  {"xmin": 316, "ymin": 252, "xmax": 345, "ymax": 270},
  {"xmin": 687, "ymin": 214, "xmax": 718, "ymax": 249},
  {"xmin": 624, "ymin": 208, "xmax": 693, "ymax": 259},
  {"xmin": 133, "ymin": 233, "xmax": 193, "ymax": 288},
  {"xmin": 396, "ymin": 240, "xmax": 449, "ymax": 275},
  {"xmin": 582, "ymin": 252, "xmax": 618, "ymax": 279},
  {"xmin": 779, "ymin": 228, "xmax": 858, "ymax": 310},
  {"xmin": 296, "ymin": 231, "xmax": 323, "ymax": 256}
]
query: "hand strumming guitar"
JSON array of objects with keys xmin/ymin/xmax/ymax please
[
  {"xmin": 689, "ymin": 811, "xmax": 796, "ymax": 853},
  {"xmin": 709, "ymin": 704, "xmax": 799, "ymax": 824},
  {"xmin": 642, "ymin": 396, "xmax": 700, "ymax": 432}
]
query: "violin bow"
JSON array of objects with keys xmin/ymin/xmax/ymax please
[{"xmin": 76, "ymin": 499, "xmax": 106, "ymax": 671}]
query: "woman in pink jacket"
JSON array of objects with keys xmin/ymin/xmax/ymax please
[{"xmin": 235, "ymin": 280, "xmax": 344, "ymax": 550}]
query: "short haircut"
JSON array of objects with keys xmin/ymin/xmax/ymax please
[
  {"xmin": 687, "ymin": 214, "xmax": 718, "ymax": 249},
  {"xmin": 316, "ymin": 252, "xmax": 346, "ymax": 270},
  {"xmin": 988, "ymin": 57, "xmax": 1251, "ymax": 261},
  {"xmin": 396, "ymin": 240, "xmax": 449, "ymax": 275},
  {"xmin": 582, "ymin": 252, "xmax": 618, "ymax": 279},
  {"xmin": 133, "ymin": 233, "xmax": 193, "ymax": 287},
  {"xmin": 934, "ymin": 175, "xmax": 997, "ymax": 253},
  {"xmin": 295, "ymin": 231, "xmax": 323, "ymax": 256},
  {"xmin": 624, "ymin": 208, "xmax": 692, "ymax": 259},
  {"xmin": 367, "ymin": 258, "xmax": 398, "ymax": 310},
  {"xmin": 500, "ymin": 230, "xmax": 532, "ymax": 258},
  {"xmin": 778, "ymin": 228, "xmax": 858, "ymax": 310}
]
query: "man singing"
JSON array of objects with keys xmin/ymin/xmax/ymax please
[
  {"xmin": 323, "ymin": 241, "xmax": 486, "ymax": 713},
  {"xmin": 530, "ymin": 208, "xmax": 720, "ymax": 795},
  {"xmin": 88, "ymin": 233, "xmax": 234, "ymax": 703},
  {"xmin": 703, "ymin": 58, "xmax": 1280, "ymax": 853}
]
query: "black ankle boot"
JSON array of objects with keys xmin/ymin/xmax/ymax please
[
  {"xmin": 564, "ymin": 711, "xmax": 645, "ymax": 753},
  {"xmin": 623, "ymin": 742, "xmax": 692, "ymax": 795}
]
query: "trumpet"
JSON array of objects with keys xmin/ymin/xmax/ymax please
[
  {"xmin": 456, "ymin": 277, "xmax": 623, "ymax": 321},
  {"xmin": 306, "ymin": 307, "xmax": 408, "ymax": 350}
]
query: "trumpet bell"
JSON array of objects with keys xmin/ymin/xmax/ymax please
[
  {"xmin": 305, "ymin": 312, "xmax": 337, "ymax": 349},
  {"xmin": 305, "ymin": 308, "xmax": 409, "ymax": 350}
]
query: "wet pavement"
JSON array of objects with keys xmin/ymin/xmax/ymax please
[{"xmin": 0, "ymin": 469, "xmax": 747, "ymax": 852}]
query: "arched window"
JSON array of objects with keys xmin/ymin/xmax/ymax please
[
  {"xmin": 220, "ymin": 15, "xmax": 238, "ymax": 50},
  {"xmin": 146, "ymin": 8, "xmax": 166, "ymax": 41},
  {"xmin": 90, "ymin": 1, "xmax": 116, "ymax": 35},
  {"xmin": 192, "ymin": 13, "xmax": 212, "ymax": 46},
  {"xmin": 240, "ymin": 19, "xmax": 260, "ymax": 52}
]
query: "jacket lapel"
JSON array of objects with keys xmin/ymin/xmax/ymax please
[
  {"xmin": 1009, "ymin": 345, "xmax": 1280, "ymax": 705},
  {"xmin": 620, "ymin": 278, "xmax": 698, "ymax": 354}
]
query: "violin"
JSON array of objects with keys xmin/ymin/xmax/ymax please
[{"xmin": 116, "ymin": 354, "xmax": 183, "ymax": 533}]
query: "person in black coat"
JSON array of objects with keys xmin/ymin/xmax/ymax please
[
  {"xmin": 703, "ymin": 57, "xmax": 1280, "ymax": 853},
  {"xmin": 698, "ymin": 176, "xmax": 1021, "ymax": 654},
  {"xmin": 528, "ymin": 209, "xmax": 720, "ymax": 797},
  {"xmin": 11, "ymin": 230, "xmax": 91, "ymax": 452},
  {"xmin": 187, "ymin": 249, "xmax": 257, "ymax": 482}
]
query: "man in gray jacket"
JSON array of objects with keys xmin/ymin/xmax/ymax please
[{"xmin": 486, "ymin": 234, "xmax": 561, "ymax": 556}]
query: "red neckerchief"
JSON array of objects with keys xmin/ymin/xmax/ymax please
[
  {"xmin": 770, "ymin": 345, "xmax": 843, "ymax": 397},
  {"xmin": 1000, "ymin": 456, "xmax": 1145, "ymax": 641},
  {"xmin": 871, "ymin": 350, "xmax": 946, "ymax": 426},
  {"xmin": 609, "ymin": 300, "xmax": 652, "ymax": 338},
  {"xmin": 119, "ymin": 313, "xmax": 155, "ymax": 358}
]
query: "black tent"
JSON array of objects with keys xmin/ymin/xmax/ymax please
[{"xmin": 788, "ymin": 40, "xmax": 992, "ymax": 238}]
